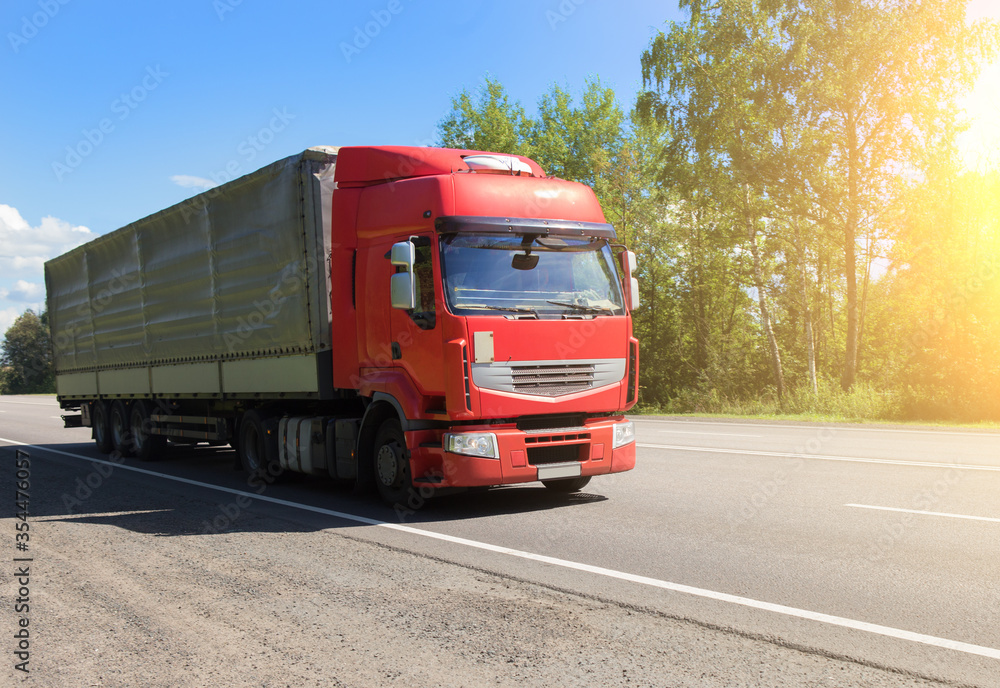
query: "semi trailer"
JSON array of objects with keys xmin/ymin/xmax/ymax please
[{"xmin": 45, "ymin": 145, "xmax": 640, "ymax": 503}]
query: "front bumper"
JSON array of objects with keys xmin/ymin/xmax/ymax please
[{"xmin": 410, "ymin": 417, "xmax": 636, "ymax": 489}]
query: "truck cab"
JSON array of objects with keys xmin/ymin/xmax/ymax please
[{"xmin": 330, "ymin": 147, "xmax": 640, "ymax": 502}]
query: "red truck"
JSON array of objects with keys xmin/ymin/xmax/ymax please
[{"xmin": 45, "ymin": 146, "xmax": 639, "ymax": 504}]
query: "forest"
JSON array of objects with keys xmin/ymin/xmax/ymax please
[
  {"xmin": 5, "ymin": 1, "xmax": 999, "ymax": 422},
  {"xmin": 437, "ymin": 0, "xmax": 1000, "ymax": 422}
]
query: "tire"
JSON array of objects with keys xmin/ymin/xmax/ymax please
[
  {"xmin": 238, "ymin": 410, "xmax": 281, "ymax": 481},
  {"xmin": 541, "ymin": 476, "xmax": 591, "ymax": 493},
  {"xmin": 129, "ymin": 400, "xmax": 166, "ymax": 461},
  {"xmin": 110, "ymin": 400, "xmax": 133, "ymax": 456},
  {"xmin": 92, "ymin": 400, "xmax": 113, "ymax": 454},
  {"xmin": 373, "ymin": 418, "xmax": 413, "ymax": 505}
]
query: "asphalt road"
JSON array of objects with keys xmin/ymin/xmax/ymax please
[{"xmin": 2, "ymin": 395, "xmax": 999, "ymax": 686}]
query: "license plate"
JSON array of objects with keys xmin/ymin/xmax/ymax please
[{"xmin": 536, "ymin": 462, "xmax": 582, "ymax": 481}]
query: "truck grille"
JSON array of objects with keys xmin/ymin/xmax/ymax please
[
  {"xmin": 511, "ymin": 363, "xmax": 595, "ymax": 396},
  {"xmin": 527, "ymin": 444, "xmax": 586, "ymax": 465}
]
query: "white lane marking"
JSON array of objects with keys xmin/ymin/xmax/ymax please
[
  {"xmin": 846, "ymin": 504, "xmax": 1000, "ymax": 524},
  {"xmin": 632, "ymin": 417, "xmax": 1000, "ymax": 438},
  {"xmin": 638, "ymin": 443, "xmax": 1000, "ymax": 472},
  {"xmin": 655, "ymin": 430, "xmax": 761, "ymax": 438},
  {"xmin": 0, "ymin": 400, "xmax": 58, "ymax": 406},
  {"xmin": 3, "ymin": 436, "xmax": 1000, "ymax": 662}
]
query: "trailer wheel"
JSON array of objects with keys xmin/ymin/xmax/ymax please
[
  {"xmin": 129, "ymin": 400, "xmax": 166, "ymax": 461},
  {"xmin": 373, "ymin": 418, "xmax": 413, "ymax": 505},
  {"xmin": 110, "ymin": 401, "xmax": 134, "ymax": 456},
  {"xmin": 92, "ymin": 401, "xmax": 113, "ymax": 454},
  {"xmin": 541, "ymin": 476, "xmax": 591, "ymax": 493},
  {"xmin": 238, "ymin": 410, "xmax": 281, "ymax": 481}
]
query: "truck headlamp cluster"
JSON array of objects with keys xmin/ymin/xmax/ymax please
[
  {"xmin": 443, "ymin": 432, "xmax": 499, "ymax": 459},
  {"xmin": 613, "ymin": 420, "xmax": 635, "ymax": 448}
]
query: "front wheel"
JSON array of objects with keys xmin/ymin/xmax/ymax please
[
  {"xmin": 541, "ymin": 476, "xmax": 591, "ymax": 493},
  {"xmin": 373, "ymin": 418, "xmax": 413, "ymax": 505}
]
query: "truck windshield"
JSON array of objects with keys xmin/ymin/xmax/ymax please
[{"xmin": 440, "ymin": 233, "xmax": 624, "ymax": 317}]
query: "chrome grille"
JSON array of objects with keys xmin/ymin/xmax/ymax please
[{"xmin": 511, "ymin": 363, "xmax": 595, "ymax": 396}]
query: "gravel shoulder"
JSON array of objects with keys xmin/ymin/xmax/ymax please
[{"xmin": 1, "ymin": 443, "xmax": 961, "ymax": 688}]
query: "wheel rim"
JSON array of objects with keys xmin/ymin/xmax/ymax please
[
  {"xmin": 130, "ymin": 408, "xmax": 146, "ymax": 450},
  {"xmin": 243, "ymin": 425, "xmax": 262, "ymax": 472},
  {"xmin": 112, "ymin": 408, "xmax": 126, "ymax": 447},
  {"xmin": 94, "ymin": 406, "xmax": 107, "ymax": 443},
  {"xmin": 376, "ymin": 443, "xmax": 401, "ymax": 488}
]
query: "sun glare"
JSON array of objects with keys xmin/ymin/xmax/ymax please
[{"xmin": 958, "ymin": 1, "xmax": 1000, "ymax": 171}]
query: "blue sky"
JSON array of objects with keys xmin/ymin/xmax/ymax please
[
  {"xmin": 1, "ymin": 1, "xmax": 997, "ymax": 337},
  {"xmin": 0, "ymin": 0, "xmax": 681, "ymax": 333}
]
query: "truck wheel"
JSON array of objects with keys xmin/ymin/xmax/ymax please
[
  {"xmin": 373, "ymin": 418, "xmax": 413, "ymax": 505},
  {"xmin": 129, "ymin": 400, "xmax": 166, "ymax": 461},
  {"xmin": 110, "ymin": 400, "xmax": 134, "ymax": 456},
  {"xmin": 92, "ymin": 401, "xmax": 113, "ymax": 454},
  {"xmin": 541, "ymin": 476, "xmax": 591, "ymax": 493},
  {"xmin": 238, "ymin": 410, "xmax": 281, "ymax": 481}
]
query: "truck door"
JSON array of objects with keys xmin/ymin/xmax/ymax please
[{"xmin": 389, "ymin": 234, "xmax": 445, "ymax": 398}]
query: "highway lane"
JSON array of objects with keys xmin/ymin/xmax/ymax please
[{"xmin": 2, "ymin": 396, "xmax": 999, "ymax": 686}]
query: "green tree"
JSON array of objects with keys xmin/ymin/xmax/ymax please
[
  {"xmin": 1, "ymin": 309, "xmax": 54, "ymax": 395},
  {"xmin": 437, "ymin": 76, "xmax": 534, "ymax": 155},
  {"xmin": 638, "ymin": 0, "xmax": 791, "ymax": 398},
  {"xmin": 786, "ymin": 0, "xmax": 995, "ymax": 390},
  {"xmin": 530, "ymin": 78, "xmax": 625, "ymax": 193}
]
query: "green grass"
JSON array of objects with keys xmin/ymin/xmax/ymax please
[{"xmin": 633, "ymin": 380, "xmax": 1000, "ymax": 428}]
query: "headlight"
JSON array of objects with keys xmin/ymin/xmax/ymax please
[
  {"xmin": 612, "ymin": 420, "xmax": 635, "ymax": 448},
  {"xmin": 444, "ymin": 432, "xmax": 499, "ymax": 459}
]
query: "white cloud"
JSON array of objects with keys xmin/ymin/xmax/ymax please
[
  {"xmin": 0, "ymin": 204, "xmax": 94, "ymax": 274},
  {"xmin": 170, "ymin": 174, "xmax": 217, "ymax": 191},
  {"xmin": 0, "ymin": 204, "xmax": 93, "ymax": 329},
  {"xmin": 0, "ymin": 306, "xmax": 23, "ymax": 337},
  {"xmin": 0, "ymin": 280, "xmax": 44, "ymax": 302}
]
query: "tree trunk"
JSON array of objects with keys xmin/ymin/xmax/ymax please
[
  {"xmin": 856, "ymin": 236, "xmax": 874, "ymax": 375},
  {"xmin": 841, "ymin": 106, "xmax": 860, "ymax": 391},
  {"xmin": 691, "ymin": 210, "xmax": 709, "ymax": 375},
  {"xmin": 794, "ymin": 219, "xmax": 818, "ymax": 395},
  {"xmin": 746, "ymin": 214, "xmax": 785, "ymax": 399}
]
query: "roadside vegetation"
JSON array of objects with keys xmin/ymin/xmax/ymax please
[
  {"xmin": 6, "ymin": 2, "xmax": 998, "ymax": 425},
  {"xmin": 0, "ymin": 309, "xmax": 54, "ymax": 395},
  {"xmin": 439, "ymin": 0, "xmax": 1000, "ymax": 424}
]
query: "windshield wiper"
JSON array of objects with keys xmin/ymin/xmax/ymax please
[
  {"xmin": 463, "ymin": 305, "xmax": 538, "ymax": 315},
  {"xmin": 546, "ymin": 300, "xmax": 615, "ymax": 314}
]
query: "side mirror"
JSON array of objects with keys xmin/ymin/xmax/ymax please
[
  {"xmin": 628, "ymin": 277, "xmax": 640, "ymax": 309},
  {"xmin": 622, "ymin": 250, "xmax": 637, "ymax": 274},
  {"xmin": 390, "ymin": 241, "xmax": 415, "ymax": 268},
  {"xmin": 390, "ymin": 240, "xmax": 416, "ymax": 310},
  {"xmin": 620, "ymin": 250, "xmax": 639, "ymax": 310},
  {"xmin": 391, "ymin": 272, "xmax": 415, "ymax": 309}
]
